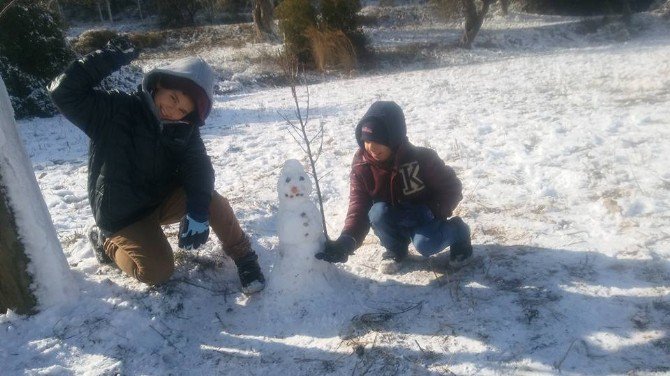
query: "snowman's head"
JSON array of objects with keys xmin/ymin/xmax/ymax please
[{"xmin": 278, "ymin": 159, "xmax": 313, "ymax": 203}]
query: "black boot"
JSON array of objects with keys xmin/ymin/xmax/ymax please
[
  {"xmin": 235, "ymin": 250, "xmax": 266, "ymax": 294},
  {"xmin": 380, "ymin": 246, "xmax": 408, "ymax": 274},
  {"xmin": 448, "ymin": 217, "xmax": 473, "ymax": 267},
  {"xmin": 87, "ymin": 225, "xmax": 112, "ymax": 265}
]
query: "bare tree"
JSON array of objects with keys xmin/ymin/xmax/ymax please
[
  {"xmin": 0, "ymin": 0, "xmax": 35, "ymax": 314},
  {"xmin": 277, "ymin": 52, "xmax": 330, "ymax": 240},
  {"xmin": 500, "ymin": 0, "xmax": 509, "ymax": 15},
  {"xmin": 459, "ymin": 0, "xmax": 494, "ymax": 49},
  {"xmin": 0, "ymin": 0, "xmax": 76, "ymax": 316},
  {"xmin": 0, "ymin": 182, "xmax": 37, "ymax": 315},
  {"xmin": 621, "ymin": 0, "xmax": 632, "ymax": 24},
  {"xmin": 96, "ymin": 0, "xmax": 104, "ymax": 22},
  {"xmin": 104, "ymin": 0, "xmax": 113, "ymax": 23},
  {"xmin": 0, "ymin": 0, "xmax": 21, "ymax": 19},
  {"xmin": 253, "ymin": 0, "xmax": 275, "ymax": 39}
]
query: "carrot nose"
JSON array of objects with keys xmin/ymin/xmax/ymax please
[{"xmin": 291, "ymin": 186, "xmax": 299, "ymax": 194}]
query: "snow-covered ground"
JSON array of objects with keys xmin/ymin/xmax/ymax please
[{"xmin": 2, "ymin": 10, "xmax": 670, "ymax": 376}]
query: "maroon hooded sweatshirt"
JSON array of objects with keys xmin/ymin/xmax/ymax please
[{"xmin": 341, "ymin": 101, "xmax": 463, "ymax": 248}]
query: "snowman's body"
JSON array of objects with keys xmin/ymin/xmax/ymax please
[
  {"xmin": 266, "ymin": 160, "xmax": 356, "ymax": 328},
  {"xmin": 277, "ymin": 160, "xmax": 325, "ymax": 254},
  {"xmin": 271, "ymin": 160, "xmax": 329, "ymax": 302}
]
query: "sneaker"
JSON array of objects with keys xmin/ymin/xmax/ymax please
[
  {"xmin": 235, "ymin": 251, "xmax": 266, "ymax": 295},
  {"xmin": 87, "ymin": 224, "xmax": 113, "ymax": 265},
  {"xmin": 448, "ymin": 217, "xmax": 473, "ymax": 268},
  {"xmin": 380, "ymin": 247, "xmax": 408, "ymax": 274}
]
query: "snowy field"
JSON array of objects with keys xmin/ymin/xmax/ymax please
[{"xmin": 2, "ymin": 10, "xmax": 670, "ymax": 376}]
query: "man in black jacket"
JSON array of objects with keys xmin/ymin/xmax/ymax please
[{"xmin": 48, "ymin": 37, "xmax": 265, "ymax": 294}]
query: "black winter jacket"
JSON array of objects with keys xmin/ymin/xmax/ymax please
[{"xmin": 48, "ymin": 48, "xmax": 214, "ymax": 233}]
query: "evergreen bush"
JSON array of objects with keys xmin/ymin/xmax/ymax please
[
  {"xmin": 0, "ymin": 4, "xmax": 74, "ymax": 118},
  {"xmin": 276, "ymin": 0, "xmax": 368, "ymax": 69},
  {"xmin": 154, "ymin": 0, "xmax": 203, "ymax": 27},
  {"xmin": 320, "ymin": 0, "xmax": 367, "ymax": 62},
  {"xmin": 275, "ymin": 0, "xmax": 318, "ymax": 63}
]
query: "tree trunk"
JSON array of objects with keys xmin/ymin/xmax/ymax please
[
  {"xmin": 0, "ymin": 77, "xmax": 77, "ymax": 315},
  {"xmin": 621, "ymin": 0, "xmax": 632, "ymax": 24},
  {"xmin": 97, "ymin": 0, "xmax": 104, "ymax": 23},
  {"xmin": 500, "ymin": 0, "xmax": 509, "ymax": 15},
  {"xmin": 459, "ymin": 0, "xmax": 492, "ymax": 49},
  {"xmin": 137, "ymin": 0, "xmax": 143, "ymax": 20},
  {"xmin": 105, "ymin": 0, "xmax": 113, "ymax": 23},
  {"xmin": 0, "ymin": 181, "xmax": 37, "ymax": 315},
  {"xmin": 253, "ymin": 0, "xmax": 275, "ymax": 39}
]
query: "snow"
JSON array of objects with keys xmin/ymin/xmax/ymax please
[
  {"xmin": 2, "ymin": 10, "xmax": 670, "ymax": 376},
  {"xmin": 0, "ymin": 78, "xmax": 77, "ymax": 311}
]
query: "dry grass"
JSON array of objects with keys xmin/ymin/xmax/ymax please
[
  {"xmin": 72, "ymin": 23, "xmax": 255, "ymax": 57},
  {"xmin": 305, "ymin": 26, "xmax": 357, "ymax": 72},
  {"xmin": 71, "ymin": 29, "xmax": 120, "ymax": 55},
  {"xmin": 130, "ymin": 31, "xmax": 165, "ymax": 50},
  {"xmin": 61, "ymin": 231, "xmax": 85, "ymax": 248}
]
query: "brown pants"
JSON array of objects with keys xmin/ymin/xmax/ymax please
[{"xmin": 103, "ymin": 189, "xmax": 250, "ymax": 285}]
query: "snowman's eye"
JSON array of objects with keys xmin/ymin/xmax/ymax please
[
  {"xmin": 285, "ymin": 177, "xmax": 291, "ymax": 183},
  {"xmin": 299, "ymin": 176, "xmax": 305, "ymax": 181}
]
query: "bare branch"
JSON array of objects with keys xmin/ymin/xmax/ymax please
[
  {"xmin": 285, "ymin": 127, "xmax": 308, "ymax": 154},
  {"xmin": 278, "ymin": 52, "xmax": 330, "ymax": 239},
  {"xmin": 305, "ymin": 84, "xmax": 310, "ymax": 127},
  {"xmin": 276, "ymin": 110, "xmax": 302, "ymax": 134},
  {"xmin": 317, "ymin": 169, "xmax": 334, "ymax": 182},
  {"xmin": 0, "ymin": 0, "xmax": 22, "ymax": 20}
]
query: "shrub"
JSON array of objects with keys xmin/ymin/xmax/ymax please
[
  {"xmin": 153, "ymin": 0, "xmax": 203, "ymax": 27},
  {"xmin": 320, "ymin": 0, "xmax": 367, "ymax": 60},
  {"xmin": 0, "ymin": 56, "xmax": 56, "ymax": 118},
  {"xmin": 71, "ymin": 29, "xmax": 119, "ymax": 55},
  {"xmin": 129, "ymin": 31, "xmax": 166, "ymax": 50},
  {"xmin": 276, "ymin": 0, "xmax": 368, "ymax": 69},
  {"xmin": 275, "ymin": 0, "xmax": 318, "ymax": 63},
  {"xmin": 305, "ymin": 26, "xmax": 357, "ymax": 71},
  {"xmin": 430, "ymin": 0, "xmax": 464, "ymax": 21},
  {"xmin": 320, "ymin": 0, "xmax": 360, "ymax": 34},
  {"xmin": 0, "ymin": 4, "xmax": 74, "ymax": 118}
]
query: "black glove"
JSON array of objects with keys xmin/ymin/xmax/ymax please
[
  {"xmin": 178, "ymin": 214, "xmax": 210, "ymax": 250},
  {"xmin": 315, "ymin": 235, "xmax": 356, "ymax": 263},
  {"xmin": 106, "ymin": 35, "xmax": 140, "ymax": 65}
]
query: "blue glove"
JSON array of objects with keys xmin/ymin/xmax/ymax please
[
  {"xmin": 178, "ymin": 214, "xmax": 209, "ymax": 250},
  {"xmin": 106, "ymin": 35, "xmax": 139, "ymax": 66}
]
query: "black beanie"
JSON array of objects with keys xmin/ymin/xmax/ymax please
[{"xmin": 360, "ymin": 120, "xmax": 390, "ymax": 147}]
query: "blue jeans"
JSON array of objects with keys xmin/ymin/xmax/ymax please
[{"xmin": 368, "ymin": 202, "xmax": 469, "ymax": 257}]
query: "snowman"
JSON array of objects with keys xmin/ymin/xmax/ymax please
[
  {"xmin": 276, "ymin": 159, "xmax": 325, "ymax": 255},
  {"xmin": 266, "ymin": 160, "xmax": 357, "ymax": 330},
  {"xmin": 270, "ymin": 159, "xmax": 330, "ymax": 301}
]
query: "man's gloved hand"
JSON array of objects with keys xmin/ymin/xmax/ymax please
[
  {"xmin": 106, "ymin": 35, "xmax": 140, "ymax": 65},
  {"xmin": 178, "ymin": 214, "xmax": 209, "ymax": 250},
  {"xmin": 315, "ymin": 235, "xmax": 356, "ymax": 263}
]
